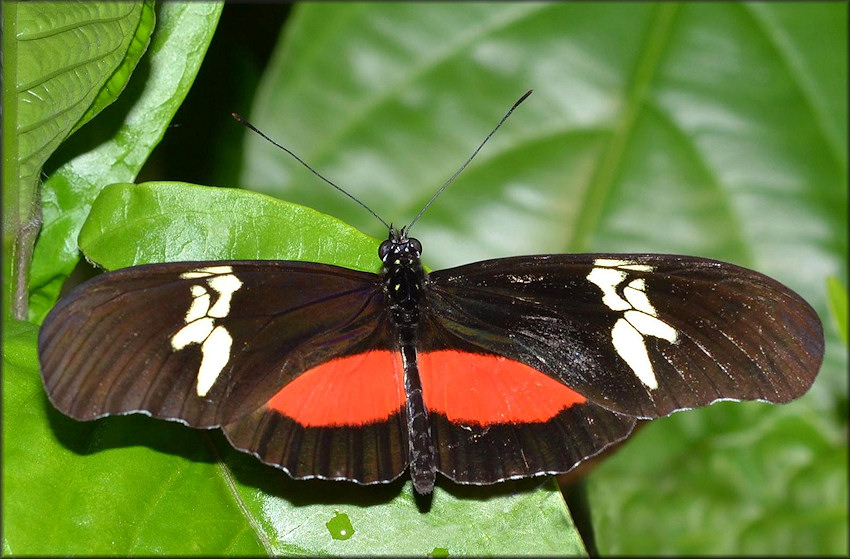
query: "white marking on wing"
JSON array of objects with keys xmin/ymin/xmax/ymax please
[
  {"xmin": 171, "ymin": 317, "xmax": 215, "ymax": 350},
  {"xmin": 196, "ymin": 325, "xmax": 233, "ymax": 397},
  {"xmin": 184, "ymin": 286, "xmax": 211, "ymax": 322},
  {"xmin": 180, "ymin": 271, "xmax": 210, "ymax": 279},
  {"xmin": 624, "ymin": 281, "xmax": 656, "ymax": 316},
  {"xmin": 619, "ymin": 264, "xmax": 653, "ymax": 272},
  {"xmin": 206, "ymin": 274, "xmax": 243, "ymax": 318},
  {"xmin": 593, "ymin": 258, "xmax": 630, "ymax": 268},
  {"xmin": 624, "ymin": 310, "xmax": 677, "ymax": 342},
  {"xmin": 611, "ymin": 319, "xmax": 658, "ymax": 389},
  {"xmin": 170, "ymin": 266, "xmax": 243, "ymax": 398},
  {"xmin": 587, "ymin": 268, "xmax": 630, "ymax": 311},
  {"xmin": 587, "ymin": 258, "xmax": 677, "ymax": 390}
]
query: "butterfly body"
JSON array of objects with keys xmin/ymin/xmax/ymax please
[{"xmin": 381, "ymin": 228, "xmax": 435, "ymax": 494}]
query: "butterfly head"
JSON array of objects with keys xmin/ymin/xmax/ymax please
[{"xmin": 380, "ymin": 226, "xmax": 422, "ymax": 265}]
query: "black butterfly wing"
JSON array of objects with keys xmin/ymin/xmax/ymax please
[
  {"xmin": 419, "ymin": 253, "xmax": 823, "ymax": 485},
  {"xmin": 426, "ymin": 253, "xmax": 824, "ymax": 420},
  {"xmin": 39, "ymin": 260, "xmax": 408, "ymax": 484}
]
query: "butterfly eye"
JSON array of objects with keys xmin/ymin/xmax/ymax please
[
  {"xmin": 378, "ymin": 240, "xmax": 392, "ymax": 261},
  {"xmin": 408, "ymin": 238, "xmax": 422, "ymax": 256}
]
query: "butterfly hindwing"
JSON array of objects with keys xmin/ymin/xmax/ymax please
[
  {"xmin": 429, "ymin": 403, "xmax": 636, "ymax": 485},
  {"xmin": 426, "ymin": 253, "xmax": 824, "ymax": 419},
  {"xmin": 222, "ymin": 400, "xmax": 409, "ymax": 485}
]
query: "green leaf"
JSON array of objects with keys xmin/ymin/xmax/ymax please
[
  {"xmin": 221, "ymin": 461, "xmax": 583, "ymax": 556},
  {"xmin": 28, "ymin": 2, "xmax": 223, "ymax": 324},
  {"xmin": 588, "ymin": 403, "xmax": 847, "ymax": 554},
  {"xmin": 79, "ymin": 182, "xmax": 382, "ymax": 273},
  {"xmin": 3, "ymin": 1, "xmax": 151, "ymax": 320},
  {"xmin": 237, "ymin": 3, "xmax": 847, "ymax": 555},
  {"xmin": 827, "ymin": 277, "xmax": 848, "ymax": 345}
]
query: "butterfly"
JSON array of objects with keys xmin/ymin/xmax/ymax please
[{"xmin": 38, "ymin": 91, "xmax": 824, "ymax": 495}]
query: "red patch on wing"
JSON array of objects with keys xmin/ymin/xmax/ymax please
[
  {"xmin": 419, "ymin": 350, "xmax": 586, "ymax": 425},
  {"xmin": 267, "ymin": 350, "xmax": 405, "ymax": 427}
]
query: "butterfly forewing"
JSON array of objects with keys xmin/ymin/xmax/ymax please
[
  {"xmin": 38, "ymin": 261, "xmax": 390, "ymax": 427},
  {"xmin": 426, "ymin": 253, "xmax": 824, "ymax": 419}
]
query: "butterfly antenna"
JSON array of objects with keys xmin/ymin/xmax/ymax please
[
  {"xmin": 405, "ymin": 89, "xmax": 533, "ymax": 233},
  {"xmin": 232, "ymin": 113, "xmax": 390, "ymax": 229}
]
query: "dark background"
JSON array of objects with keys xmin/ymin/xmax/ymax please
[{"xmin": 140, "ymin": 4, "xmax": 290, "ymax": 187}]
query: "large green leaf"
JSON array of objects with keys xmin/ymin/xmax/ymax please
[
  {"xmin": 3, "ymin": 1, "xmax": 152, "ymax": 320},
  {"xmin": 79, "ymin": 182, "xmax": 381, "ymax": 273},
  {"xmin": 237, "ymin": 3, "xmax": 847, "ymax": 555},
  {"xmin": 27, "ymin": 2, "xmax": 223, "ymax": 323}
]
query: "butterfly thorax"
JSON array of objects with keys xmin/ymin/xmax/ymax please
[{"xmin": 380, "ymin": 228, "xmax": 426, "ymax": 327}]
